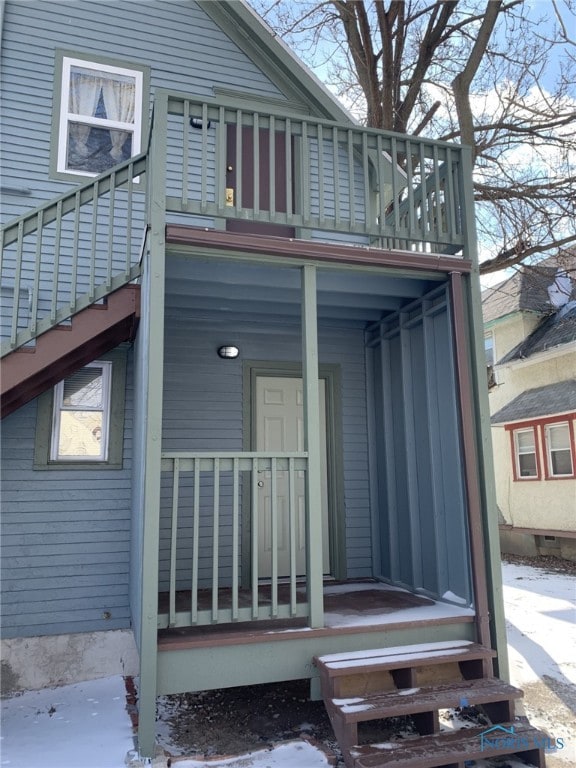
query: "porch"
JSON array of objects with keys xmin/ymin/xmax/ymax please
[{"xmin": 153, "ymin": 250, "xmax": 485, "ymax": 647}]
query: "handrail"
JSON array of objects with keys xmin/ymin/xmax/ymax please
[
  {"xmin": 1, "ymin": 153, "xmax": 148, "ymax": 355},
  {"xmin": 159, "ymin": 450, "xmax": 311, "ymax": 628},
  {"xmin": 160, "ymin": 90, "xmax": 465, "ymax": 253}
]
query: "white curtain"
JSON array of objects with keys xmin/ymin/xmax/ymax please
[
  {"xmin": 102, "ymin": 79, "xmax": 135, "ymax": 160},
  {"xmin": 69, "ymin": 72, "xmax": 101, "ymax": 156}
]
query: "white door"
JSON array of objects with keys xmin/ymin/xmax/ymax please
[{"xmin": 255, "ymin": 376, "xmax": 330, "ymax": 578}]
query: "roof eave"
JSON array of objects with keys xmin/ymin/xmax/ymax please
[{"xmin": 201, "ymin": 0, "xmax": 355, "ymax": 124}]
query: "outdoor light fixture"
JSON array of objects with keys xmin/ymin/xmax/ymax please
[
  {"xmin": 217, "ymin": 345, "xmax": 239, "ymax": 359},
  {"xmin": 190, "ymin": 117, "xmax": 211, "ymax": 129}
]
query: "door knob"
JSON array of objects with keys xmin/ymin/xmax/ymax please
[
  {"xmin": 227, "ymin": 165, "xmax": 233, "ymax": 172},
  {"xmin": 257, "ymin": 480, "xmax": 264, "ymax": 487}
]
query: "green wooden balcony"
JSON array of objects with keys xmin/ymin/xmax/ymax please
[
  {"xmin": 1, "ymin": 90, "xmax": 472, "ymax": 356},
  {"xmin": 162, "ymin": 89, "xmax": 467, "ymax": 251}
]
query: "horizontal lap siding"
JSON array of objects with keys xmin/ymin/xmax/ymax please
[
  {"xmin": 0, "ymin": 352, "xmax": 134, "ymax": 638},
  {"xmin": 160, "ymin": 312, "xmax": 371, "ymax": 587},
  {"xmin": 1, "ymin": 0, "xmax": 286, "ymax": 223}
]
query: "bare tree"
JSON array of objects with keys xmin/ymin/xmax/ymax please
[{"xmin": 253, "ymin": 0, "xmax": 576, "ymax": 275}]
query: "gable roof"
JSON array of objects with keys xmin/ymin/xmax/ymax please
[
  {"xmin": 200, "ymin": 1, "xmax": 355, "ymax": 124},
  {"xmin": 491, "ymin": 380, "xmax": 576, "ymax": 424},
  {"xmin": 482, "ymin": 253, "xmax": 576, "ymax": 325},
  {"xmin": 498, "ymin": 302, "xmax": 576, "ymax": 363}
]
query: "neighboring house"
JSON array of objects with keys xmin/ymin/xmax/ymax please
[
  {"xmin": 1, "ymin": 2, "xmax": 548, "ymax": 766},
  {"xmin": 482, "ymin": 254, "xmax": 576, "ymax": 563}
]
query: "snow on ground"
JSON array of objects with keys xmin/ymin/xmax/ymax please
[
  {"xmin": 172, "ymin": 742, "xmax": 331, "ymax": 767},
  {"xmin": 1, "ymin": 561, "xmax": 574, "ymax": 768},
  {"xmin": 501, "ymin": 560, "xmax": 576, "ymax": 766},
  {"xmin": 0, "ymin": 675, "xmax": 133, "ymax": 768}
]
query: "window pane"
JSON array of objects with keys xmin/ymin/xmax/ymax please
[
  {"xmin": 69, "ymin": 66, "xmax": 135, "ymax": 121},
  {"xmin": 63, "ymin": 367, "xmax": 103, "ymax": 408},
  {"xmin": 516, "ymin": 430, "xmax": 535, "ymax": 452},
  {"xmin": 57, "ymin": 411, "xmax": 103, "ymax": 457},
  {"xmin": 548, "ymin": 424, "xmax": 570, "ymax": 450},
  {"xmin": 551, "ymin": 450, "xmax": 573, "ymax": 476},
  {"xmin": 67, "ymin": 122, "xmax": 133, "ymax": 173},
  {"xmin": 484, "ymin": 334, "xmax": 494, "ymax": 367},
  {"xmin": 518, "ymin": 453, "xmax": 537, "ymax": 477}
]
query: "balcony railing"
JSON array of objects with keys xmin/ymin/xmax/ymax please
[
  {"xmin": 161, "ymin": 90, "xmax": 465, "ymax": 253},
  {"xmin": 159, "ymin": 451, "xmax": 312, "ymax": 629},
  {"xmin": 1, "ymin": 154, "xmax": 147, "ymax": 355},
  {"xmin": 1, "ymin": 91, "xmax": 470, "ymax": 356}
]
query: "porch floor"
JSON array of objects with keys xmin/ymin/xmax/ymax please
[{"xmin": 158, "ymin": 580, "xmax": 475, "ymax": 650}]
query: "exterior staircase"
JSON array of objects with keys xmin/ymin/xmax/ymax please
[
  {"xmin": 1, "ymin": 284, "xmax": 140, "ymax": 419},
  {"xmin": 314, "ymin": 640, "xmax": 547, "ymax": 768}
]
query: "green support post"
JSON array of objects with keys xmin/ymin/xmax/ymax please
[
  {"xmin": 137, "ymin": 91, "xmax": 168, "ymax": 758},
  {"xmin": 301, "ymin": 264, "xmax": 324, "ymax": 628},
  {"xmin": 459, "ymin": 146, "xmax": 509, "ymax": 680}
]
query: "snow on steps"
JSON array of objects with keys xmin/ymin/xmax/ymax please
[
  {"xmin": 313, "ymin": 641, "xmax": 546, "ymax": 768},
  {"xmin": 351, "ymin": 722, "xmax": 547, "ymax": 768}
]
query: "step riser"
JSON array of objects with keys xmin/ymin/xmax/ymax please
[{"xmin": 313, "ymin": 643, "xmax": 544, "ymax": 768}]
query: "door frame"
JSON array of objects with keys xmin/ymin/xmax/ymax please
[{"xmin": 242, "ymin": 360, "xmax": 346, "ymax": 584}]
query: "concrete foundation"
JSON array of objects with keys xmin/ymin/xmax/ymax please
[
  {"xmin": 0, "ymin": 629, "xmax": 139, "ymax": 695},
  {"xmin": 499, "ymin": 529, "xmax": 576, "ymax": 563},
  {"xmin": 499, "ymin": 529, "xmax": 538, "ymax": 558}
]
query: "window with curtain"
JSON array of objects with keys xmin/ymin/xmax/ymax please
[
  {"xmin": 51, "ymin": 362, "xmax": 112, "ymax": 461},
  {"xmin": 57, "ymin": 57, "xmax": 143, "ymax": 176}
]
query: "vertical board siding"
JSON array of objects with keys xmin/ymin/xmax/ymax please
[
  {"xmin": 0, "ymin": 349, "xmax": 134, "ymax": 638},
  {"xmin": 372, "ymin": 296, "xmax": 472, "ymax": 605},
  {"xmin": 159, "ymin": 311, "xmax": 372, "ymax": 588},
  {"xmin": 0, "ymin": 0, "xmax": 287, "ymax": 224}
]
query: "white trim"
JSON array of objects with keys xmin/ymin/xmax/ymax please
[
  {"xmin": 50, "ymin": 361, "xmax": 112, "ymax": 462},
  {"xmin": 544, "ymin": 421, "xmax": 574, "ymax": 477},
  {"xmin": 497, "ymin": 340, "xmax": 576, "ymax": 370},
  {"xmin": 513, "ymin": 427, "xmax": 538, "ymax": 479},
  {"xmin": 57, "ymin": 56, "xmax": 143, "ymax": 177}
]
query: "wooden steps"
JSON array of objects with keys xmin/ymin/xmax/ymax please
[
  {"xmin": 1, "ymin": 285, "xmax": 140, "ymax": 418},
  {"xmin": 314, "ymin": 640, "xmax": 546, "ymax": 768},
  {"xmin": 351, "ymin": 722, "xmax": 546, "ymax": 768}
]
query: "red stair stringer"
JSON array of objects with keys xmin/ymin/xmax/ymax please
[{"xmin": 1, "ymin": 285, "xmax": 140, "ymax": 419}]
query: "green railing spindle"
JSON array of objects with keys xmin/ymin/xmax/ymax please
[
  {"xmin": 251, "ymin": 456, "xmax": 259, "ymax": 620},
  {"xmin": 10, "ymin": 221, "xmax": 24, "ymax": 347},
  {"xmin": 169, "ymin": 457, "xmax": 180, "ymax": 627},
  {"xmin": 1, "ymin": 153, "xmax": 146, "ymax": 357},
  {"xmin": 50, "ymin": 200, "xmax": 63, "ymax": 324}
]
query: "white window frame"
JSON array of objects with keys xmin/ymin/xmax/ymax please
[
  {"xmin": 50, "ymin": 361, "xmax": 112, "ymax": 462},
  {"xmin": 57, "ymin": 56, "xmax": 144, "ymax": 177},
  {"xmin": 544, "ymin": 422, "xmax": 574, "ymax": 478},
  {"xmin": 513, "ymin": 427, "xmax": 538, "ymax": 479},
  {"xmin": 484, "ymin": 331, "xmax": 495, "ymax": 367}
]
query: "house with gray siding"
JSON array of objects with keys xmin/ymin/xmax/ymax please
[{"xmin": 1, "ymin": 2, "xmax": 548, "ymax": 766}]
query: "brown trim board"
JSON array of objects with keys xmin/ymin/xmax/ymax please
[{"xmin": 166, "ymin": 225, "xmax": 472, "ymax": 274}]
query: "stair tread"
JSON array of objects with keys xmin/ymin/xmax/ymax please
[
  {"xmin": 328, "ymin": 677, "xmax": 523, "ymax": 722},
  {"xmin": 315, "ymin": 641, "xmax": 495, "ymax": 677},
  {"xmin": 351, "ymin": 721, "xmax": 545, "ymax": 767}
]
